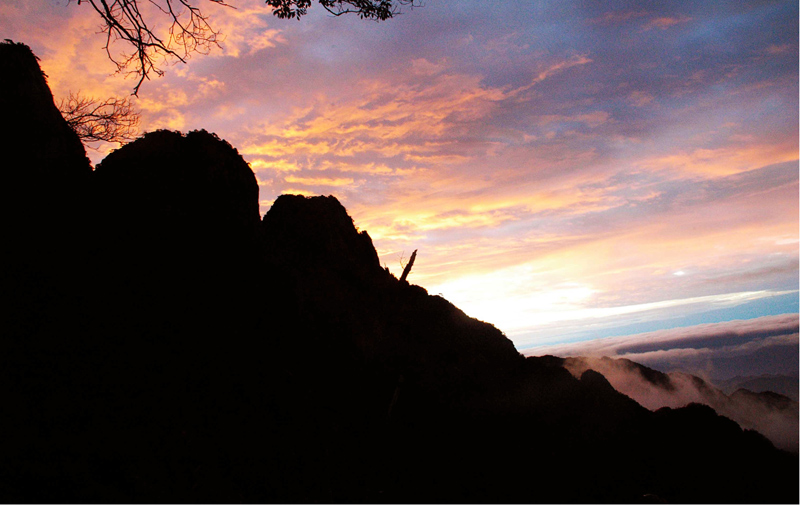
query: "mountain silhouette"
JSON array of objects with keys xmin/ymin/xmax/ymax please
[
  {"xmin": 717, "ymin": 373, "xmax": 800, "ymax": 402},
  {"xmin": 0, "ymin": 40, "xmax": 797, "ymax": 503},
  {"xmin": 564, "ymin": 356, "xmax": 799, "ymax": 452}
]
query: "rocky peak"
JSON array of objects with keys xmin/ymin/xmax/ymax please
[
  {"xmin": 262, "ymin": 194, "xmax": 381, "ymax": 276},
  {"xmin": 0, "ymin": 40, "xmax": 89, "ymax": 178},
  {"xmin": 94, "ymin": 129, "xmax": 260, "ymax": 249}
]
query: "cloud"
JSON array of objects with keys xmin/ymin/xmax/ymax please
[
  {"xmin": 764, "ymin": 43, "xmax": 793, "ymax": 55},
  {"xmin": 562, "ymin": 355, "xmax": 799, "ymax": 452},
  {"xmin": 640, "ymin": 15, "xmax": 692, "ymax": 31},
  {"xmin": 410, "ymin": 58, "xmax": 446, "ymax": 76},
  {"xmin": 528, "ymin": 54, "xmax": 593, "ymax": 86},
  {"xmin": 529, "ymin": 313, "xmax": 800, "ymax": 451},
  {"xmin": 284, "ymin": 175, "xmax": 355, "ymax": 187},
  {"xmin": 589, "ymin": 10, "xmax": 649, "ymax": 26},
  {"xmin": 627, "ymin": 90, "xmax": 654, "ymax": 107},
  {"xmin": 636, "ymin": 144, "xmax": 799, "ymax": 177},
  {"xmin": 199, "ymin": 4, "xmax": 287, "ymax": 58},
  {"xmin": 526, "ymin": 314, "xmax": 799, "ymax": 378},
  {"xmin": 239, "ymin": 68, "xmax": 512, "ymax": 165},
  {"xmin": 536, "ymin": 110, "xmax": 610, "ymax": 129}
]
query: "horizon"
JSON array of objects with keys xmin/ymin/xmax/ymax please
[{"xmin": 3, "ymin": 1, "xmax": 798, "ymax": 360}]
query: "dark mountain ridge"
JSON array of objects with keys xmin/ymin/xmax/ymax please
[
  {"xmin": 716, "ymin": 373, "xmax": 799, "ymax": 401},
  {"xmin": 564, "ymin": 356, "xmax": 799, "ymax": 452},
  {"xmin": 1, "ymin": 40, "xmax": 797, "ymax": 503}
]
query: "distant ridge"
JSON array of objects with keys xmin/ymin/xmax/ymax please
[
  {"xmin": 563, "ymin": 356, "xmax": 799, "ymax": 452},
  {"xmin": 716, "ymin": 373, "xmax": 799, "ymax": 401}
]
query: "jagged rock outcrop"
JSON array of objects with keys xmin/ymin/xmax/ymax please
[
  {"xmin": 264, "ymin": 194, "xmax": 380, "ymax": 275},
  {"xmin": 261, "ymin": 193, "xmax": 523, "ymax": 394}
]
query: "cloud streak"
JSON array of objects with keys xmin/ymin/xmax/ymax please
[{"xmin": 526, "ymin": 314, "xmax": 799, "ymax": 378}]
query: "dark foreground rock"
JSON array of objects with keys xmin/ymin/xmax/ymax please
[{"xmin": 0, "ymin": 40, "xmax": 797, "ymax": 503}]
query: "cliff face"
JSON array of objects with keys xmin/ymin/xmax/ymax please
[
  {"xmin": 90, "ymin": 129, "xmax": 263, "ymax": 328},
  {"xmin": 0, "ymin": 41, "xmax": 91, "ymax": 269},
  {"xmin": 0, "ymin": 42, "xmax": 93, "ymax": 396},
  {"xmin": 0, "ymin": 41, "xmax": 89, "ymax": 178},
  {"xmin": 1, "ymin": 42, "xmax": 797, "ymax": 504}
]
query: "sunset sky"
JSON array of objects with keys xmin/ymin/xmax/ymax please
[{"xmin": 4, "ymin": 0, "xmax": 798, "ymax": 353}]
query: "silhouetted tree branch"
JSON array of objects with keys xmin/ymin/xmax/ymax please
[
  {"xmin": 75, "ymin": 0, "xmax": 226, "ymax": 95},
  {"xmin": 58, "ymin": 91, "xmax": 141, "ymax": 145},
  {"xmin": 72, "ymin": 0, "xmax": 419, "ymax": 95},
  {"xmin": 267, "ymin": 0, "xmax": 414, "ymax": 20}
]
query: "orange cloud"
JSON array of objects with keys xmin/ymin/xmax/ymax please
[
  {"xmin": 628, "ymin": 90, "xmax": 654, "ymax": 107},
  {"xmin": 284, "ymin": 175, "xmax": 356, "ymax": 187},
  {"xmin": 529, "ymin": 55, "xmax": 593, "ymax": 85},
  {"xmin": 249, "ymin": 158, "xmax": 301, "ymax": 173},
  {"xmin": 638, "ymin": 143, "xmax": 798, "ymax": 177},
  {"xmin": 641, "ymin": 15, "xmax": 692, "ymax": 31},
  {"xmin": 765, "ymin": 44, "xmax": 793, "ymax": 55}
]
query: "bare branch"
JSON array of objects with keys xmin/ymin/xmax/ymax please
[
  {"xmin": 75, "ymin": 0, "xmax": 227, "ymax": 95},
  {"xmin": 71, "ymin": 0, "xmax": 420, "ymax": 94},
  {"xmin": 58, "ymin": 91, "xmax": 141, "ymax": 145}
]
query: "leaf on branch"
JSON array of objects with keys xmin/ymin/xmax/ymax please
[{"xmin": 266, "ymin": 0, "xmax": 417, "ymax": 20}]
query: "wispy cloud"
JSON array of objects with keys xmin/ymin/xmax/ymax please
[
  {"xmin": 528, "ymin": 54, "xmax": 593, "ymax": 86},
  {"xmin": 284, "ymin": 175, "xmax": 355, "ymax": 187},
  {"xmin": 525, "ymin": 314, "xmax": 799, "ymax": 378},
  {"xmin": 590, "ymin": 10, "xmax": 649, "ymax": 26},
  {"xmin": 640, "ymin": 15, "xmax": 692, "ymax": 31}
]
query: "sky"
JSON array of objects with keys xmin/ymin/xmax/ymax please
[{"xmin": 2, "ymin": 0, "xmax": 798, "ymax": 361}]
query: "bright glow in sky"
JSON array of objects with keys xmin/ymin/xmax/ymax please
[{"xmin": 4, "ymin": 0, "xmax": 797, "ymax": 350}]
